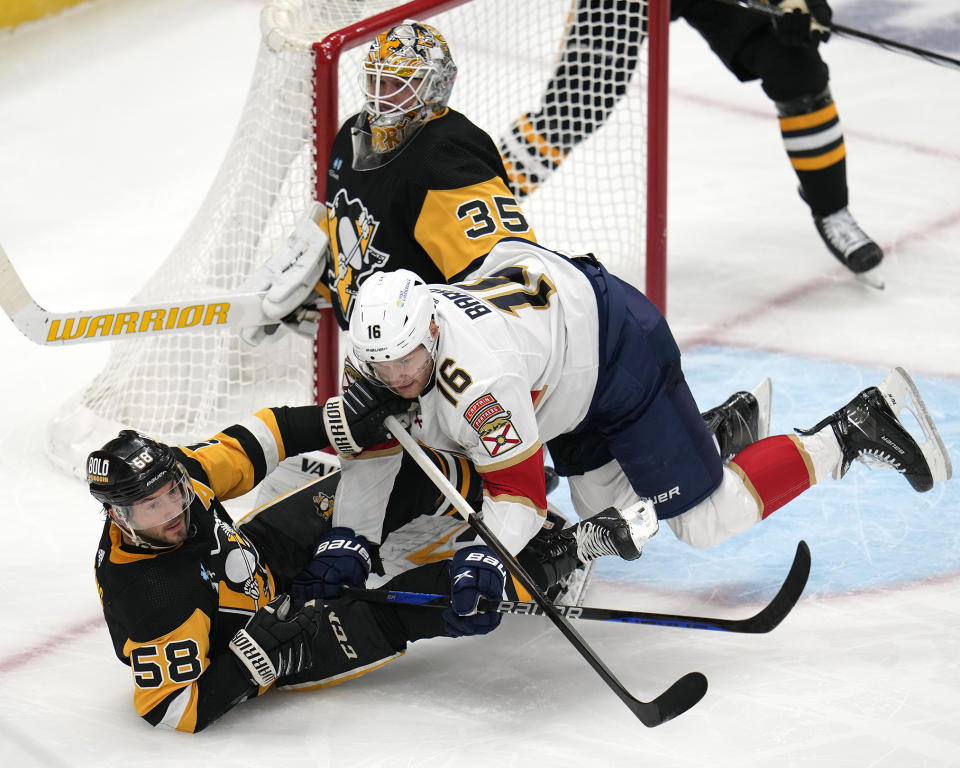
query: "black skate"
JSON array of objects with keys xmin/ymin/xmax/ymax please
[
  {"xmin": 813, "ymin": 207, "xmax": 884, "ymax": 288},
  {"xmin": 702, "ymin": 378, "xmax": 772, "ymax": 462},
  {"xmin": 795, "ymin": 367, "xmax": 951, "ymax": 492},
  {"xmin": 526, "ymin": 501, "xmax": 658, "ymax": 606},
  {"xmin": 524, "ymin": 507, "xmax": 592, "ymax": 606},
  {"xmin": 570, "ymin": 500, "xmax": 659, "ymax": 563}
]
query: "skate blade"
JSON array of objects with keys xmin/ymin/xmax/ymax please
[
  {"xmin": 751, "ymin": 377, "xmax": 773, "ymax": 440},
  {"xmin": 879, "ymin": 367, "xmax": 952, "ymax": 483},
  {"xmin": 854, "ymin": 266, "xmax": 885, "ymax": 290},
  {"xmin": 555, "ymin": 560, "xmax": 596, "ymax": 607}
]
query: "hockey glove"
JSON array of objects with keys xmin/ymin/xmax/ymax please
[
  {"xmin": 239, "ymin": 201, "xmax": 330, "ymax": 345},
  {"xmin": 291, "ymin": 527, "xmax": 372, "ymax": 601},
  {"xmin": 771, "ymin": 0, "xmax": 832, "ymax": 45},
  {"xmin": 229, "ymin": 594, "xmax": 320, "ymax": 687},
  {"xmin": 443, "ymin": 546, "xmax": 508, "ymax": 637},
  {"xmin": 323, "ymin": 378, "xmax": 417, "ymax": 455}
]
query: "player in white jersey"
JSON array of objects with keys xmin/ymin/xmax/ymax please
[{"xmin": 321, "ymin": 239, "xmax": 949, "ymax": 608}]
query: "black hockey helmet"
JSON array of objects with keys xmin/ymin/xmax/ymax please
[{"xmin": 87, "ymin": 430, "xmax": 195, "ymax": 530}]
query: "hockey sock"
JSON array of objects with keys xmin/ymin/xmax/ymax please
[
  {"xmin": 728, "ymin": 435, "xmax": 818, "ymax": 519},
  {"xmin": 499, "ymin": 0, "xmax": 644, "ymax": 197},
  {"xmin": 776, "ymin": 88, "xmax": 848, "ymax": 216}
]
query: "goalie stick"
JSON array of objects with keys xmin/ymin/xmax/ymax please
[
  {"xmin": 0, "ymin": 243, "xmax": 329, "ymax": 346},
  {"xmin": 383, "ymin": 414, "xmax": 708, "ymax": 728},
  {"xmin": 346, "ymin": 539, "xmax": 810, "ymax": 633},
  {"xmin": 713, "ymin": 0, "xmax": 960, "ymax": 72}
]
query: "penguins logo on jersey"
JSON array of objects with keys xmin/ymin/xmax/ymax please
[
  {"xmin": 326, "ymin": 189, "xmax": 389, "ymax": 320},
  {"xmin": 313, "ymin": 490, "xmax": 334, "ymax": 518}
]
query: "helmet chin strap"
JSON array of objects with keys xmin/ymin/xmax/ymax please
[{"xmin": 107, "ymin": 507, "xmax": 186, "ymax": 551}]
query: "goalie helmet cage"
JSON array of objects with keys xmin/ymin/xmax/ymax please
[{"xmin": 46, "ymin": 0, "xmax": 669, "ymax": 477}]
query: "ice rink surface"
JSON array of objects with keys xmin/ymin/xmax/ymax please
[{"xmin": 1, "ymin": 0, "xmax": 959, "ymax": 765}]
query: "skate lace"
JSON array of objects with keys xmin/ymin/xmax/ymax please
[
  {"xmin": 575, "ymin": 522, "xmax": 619, "ymax": 562},
  {"xmin": 857, "ymin": 448, "xmax": 905, "ymax": 473},
  {"xmin": 820, "ymin": 208, "xmax": 870, "ymax": 256}
]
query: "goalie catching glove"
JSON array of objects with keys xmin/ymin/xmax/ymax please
[
  {"xmin": 324, "ymin": 378, "xmax": 416, "ymax": 455},
  {"xmin": 239, "ymin": 201, "xmax": 330, "ymax": 346},
  {"xmin": 229, "ymin": 594, "xmax": 321, "ymax": 687}
]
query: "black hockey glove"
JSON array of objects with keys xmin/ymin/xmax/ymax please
[
  {"xmin": 443, "ymin": 546, "xmax": 508, "ymax": 637},
  {"xmin": 771, "ymin": 0, "xmax": 832, "ymax": 45},
  {"xmin": 323, "ymin": 378, "xmax": 415, "ymax": 455},
  {"xmin": 229, "ymin": 594, "xmax": 320, "ymax": 687},
  {"xmin": 291, "ymin": 527, "xmax": 372, "ymax": 601}
]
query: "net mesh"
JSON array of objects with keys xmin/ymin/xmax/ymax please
[{"xmin": 48, "ymin": 0, "xmax": 657, "ymax": 477}]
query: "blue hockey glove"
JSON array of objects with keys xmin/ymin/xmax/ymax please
[
  {"xmin": 291, "ymin": 527, "xmax": 371, "ymax": 601},
  {"xmin": 443, "ymin": 546, "xmax": 508, "ymax": 637}
]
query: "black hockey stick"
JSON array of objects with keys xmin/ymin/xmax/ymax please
[
  {"xmin": 712, "ymin": 0, "xmax": 960, "ymax": 72},
  {"xmin": 382, "ymin": 415, "xmax": 707, "ymax": 727},
  {"xmin": 347, "ymin": 539, "xmax": 810, "ymax": 633}
]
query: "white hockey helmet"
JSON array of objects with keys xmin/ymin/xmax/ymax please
[
  {"xmin": 349, "ymin": 269, "xmax": 439, "ymax": 392},
  {"xmin": 352, "ymin": 21, "xmax": 457, "ymax": 168}
]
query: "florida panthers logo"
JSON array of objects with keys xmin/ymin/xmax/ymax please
[
  {"xmin": 326, "ymin": 189, "xmax": 389, "ymax": 320},
  {"xmin": 464, "ymin": 393, "xmax": 522, "ymax": 457}
]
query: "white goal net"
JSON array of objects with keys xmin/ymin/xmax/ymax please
[{"xmin": 48, "ymin": 0, "xmax": 666, "ymax": 476}]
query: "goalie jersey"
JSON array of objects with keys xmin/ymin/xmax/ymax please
[{"xmin": 320, "ymin": 108, "xmax": 536, "ymax": 328}]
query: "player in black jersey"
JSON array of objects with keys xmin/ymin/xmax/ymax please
[
  {"xmin": 239, "ymin": 20, "xmax": 537, "ymax": 341},
  {"xmin": 86, "ymin": 386, "xmax": 464, "ymax": 732},
  {"xmin": 497, "ymin": 0, "xmax": 884, "ymax": 286},
  {"xmin": 88, "ymin": 387, "xmax": 655, "ymax": 730},
  {"xmin": 319, "ymin": 20, "xmax": 539, "ymax": 328}
]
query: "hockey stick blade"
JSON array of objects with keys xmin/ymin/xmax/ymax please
[
  {"xmin": 638, "ymin": 672, "xmax": 708, "ymax": 727},
  {"xmin": 347, "ymin": 539, "xmax": 810, "ymax": 633},
  {"xmin": 382, "ymin": 415, "xmax": 707, "ymax": 726},
  {"xmin": 0, "ymin": 242, "xmax": 330, "ymax": 346}
]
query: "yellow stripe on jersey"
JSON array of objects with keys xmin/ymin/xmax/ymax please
[
  {"xmin": 180, "ymin": 432, "xmax": 258, "ymax": 501},
  {"xmin": 252, "ymin": 408, "xmax": 286, "ymax": 461},
  {"xmin": 415, "ymin": 177, "xmax": 536, "ymax": 280},
  {"xmin": 789, "ymin": 143, "xmax": 846, "ymax": 171},
  {"xmin": 123, "ymin": 608, "xmax": 212, "ymax": 732},
  {"xmin": 778, "ymin": 102, "xmax": 838, "ymax": 133},
  {"xmin": 403, "ymin": 521, "xmax": 473, "ymax": 565},
  {"xmin": 278, "ymin": 651, "xmax": 404, "ymax": 692},
  {"xmin": 510, "ymin": 575, "xmax": 533, "ymax": 602}
]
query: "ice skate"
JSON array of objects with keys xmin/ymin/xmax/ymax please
[
  {"xmin": 702, "ymin": 378, "xmax": 772, "ymax": 462},
  {"xmin": 570, "ymin": 500, "xmax": 659, "ymax": 563},
  {"xmin": 530, "ymin": 501, "xmax": 658, "ymax": 606},
  {"xmin": 795, "ymin": 367, "xmax": 951, "ymax": 492},
  {"xmin": 813, "ymin": 207, "xmax": 885, "ymax": 289}
]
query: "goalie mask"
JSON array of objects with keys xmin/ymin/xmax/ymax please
[
  {"xmin": 352, "ymin": 21, "xmax": 457, "ymax": 170},
  {"xmin": 349, "ymin": 269, "xmax": 438, "ymax": 397},
  {"xmin": 88, "ymin": 430, "xmax": 195, "ymax": 544}
]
